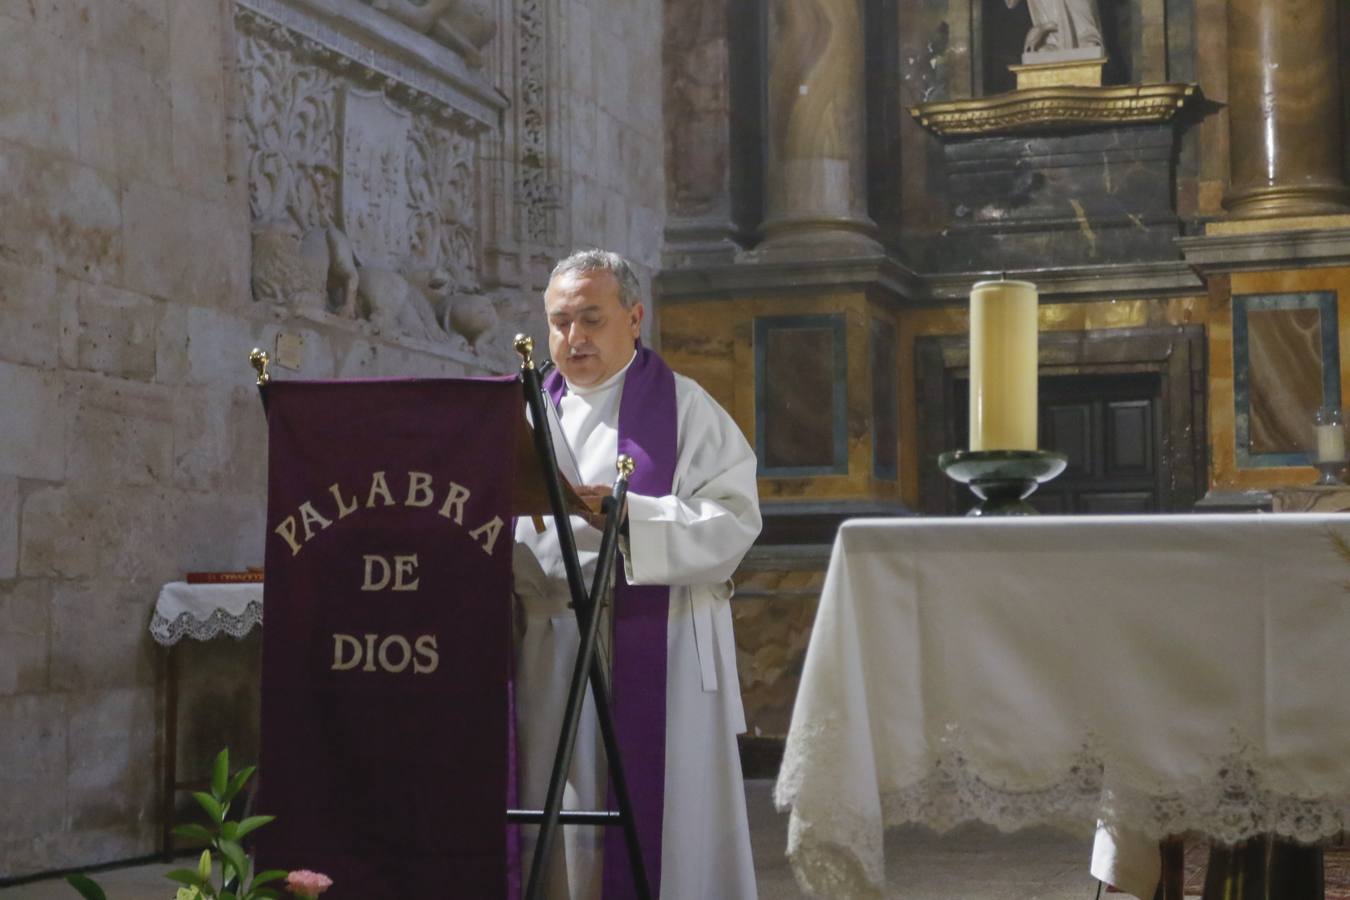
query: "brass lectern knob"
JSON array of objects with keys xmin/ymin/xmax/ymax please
[
  {"xmin": 249, "ymin": 348, "xmax": 271, "ymax": 386},
  {"xmin": 513, "ymin": 334, "xmax": 535, "ymax": 370}
]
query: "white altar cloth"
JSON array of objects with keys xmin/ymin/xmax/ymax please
[
  {"xmin": 149, "ymin": 582, "xmax": 263, "ymax": 646},
  {"xmin": 774, "ymin": 514, "xmax": 1350, "ymax": 899}
]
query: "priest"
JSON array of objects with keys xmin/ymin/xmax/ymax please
[{"xmin": 512, "ymin": 249, "xmax": 762, "ymax": 899}]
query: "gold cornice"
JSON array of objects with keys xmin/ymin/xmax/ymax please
[
  {"xmin": 1206, "ymin": 213, "xmax": 1350, "ymax": 236},
  {"xmin": 909, "ymin": 83, "xmax": 1198, "ymax": 138}
]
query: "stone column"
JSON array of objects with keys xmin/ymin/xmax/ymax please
[
  {"xmin": 756, "ymin": 0, "xmax": 881, "ymax": 258},
  {"xmin": 1224, "ymin": 0, "xmax": 1350, "ymax": 218}
]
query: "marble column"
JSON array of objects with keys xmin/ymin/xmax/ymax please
[
  {"xmin": 663, "ymin": 0, "xmax": 742, "ymax": 265},
  {"xmin": 755, "ymin": 0, "xmax": 881, "ymax": 258},
  {"xmin": 1224, "ymin": 0, "xmax": 1350, "ymax": 218}
]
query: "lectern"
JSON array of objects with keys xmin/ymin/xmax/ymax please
[{"xmin": 252, "ymin": 348, "xmax": 653, "ymax": 900}]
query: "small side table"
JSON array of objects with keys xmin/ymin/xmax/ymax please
[{"xmin": 150, "ymin": 581, "xmax": 263, "ymax": 857}]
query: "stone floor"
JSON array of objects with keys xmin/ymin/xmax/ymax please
[{"xmin": 1, "ymin": 780, "xmax": 1106, "ymax": 899}]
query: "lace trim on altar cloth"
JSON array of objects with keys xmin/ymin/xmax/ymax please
[
  {"xmin": 150, "ymin": 602, "xmax": 264, "ymax": 646},
  {"xmin": 785, "ymin": 811, "xmax": 886, "ymax": 900},
  {"xmin": 776, "ymin": 715, "xmax": 1350, "ymax": 900}
]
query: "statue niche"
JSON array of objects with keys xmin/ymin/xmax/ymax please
[
  {"xmin": 980, "ymin": 0, "xmax": 1114, "ymax": 94},
  {"xmin": 911, "ymin": 0, "xmax": 1195, "ymax": 136}
]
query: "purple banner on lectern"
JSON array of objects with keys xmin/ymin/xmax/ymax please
[{"xmin": 256, "ymin": 378, "xmax": 518, "ymax": 900}]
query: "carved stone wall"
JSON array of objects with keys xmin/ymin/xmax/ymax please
[
  {"xmin": 514, "ymin": 0, "xmax": 560, "ymax": 248},
  {"xmin": 234, "ymin": 0, "xmax": 519, "ymax": 370},
  {"xmin": 234, "ymin": 0, "xmax": 663, "ymax": 361},
  {"xmin": 0, "ymin": 0, "xmax": 665, "ymax": 880},
  {"xmin": 479, "ymin": 0, "xmax": 567, "ymax": 290}
]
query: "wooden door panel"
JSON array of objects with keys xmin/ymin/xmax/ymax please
[
  {"xmin": 1106, "ymin": 399, "xmax": 1154, "ymax": 474},
  {"xmin": 1034, "ymin": 374, "xmax": 1161, "ymax": 514},
  {"xmin": 1045, "ymin": 402, "xmax": 1093, "ymax": 475},
  {"xmin": 1078, "ymin": 491, "xmax": 1155, "ymax": 514}
]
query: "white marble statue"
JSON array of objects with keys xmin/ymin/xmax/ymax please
[{"xmin": 1006, "ymin": 0, "xmax": 1103, "ymax": 55}]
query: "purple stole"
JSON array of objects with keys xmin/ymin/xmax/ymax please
[{"xmin": 544, "ymin": 345, "xmax": 676, "ymax": 899}]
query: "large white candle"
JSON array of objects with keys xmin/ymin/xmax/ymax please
[
  {"xmin": 1316, "ymin": 423, "xmax": 1345, "ymax": 463},
  {"xmin": 969, "ymin": 280, "xmax": 1039, "ymax": 451}
]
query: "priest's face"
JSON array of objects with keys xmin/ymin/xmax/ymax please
[{"xmin": 544, "ymin": 270, "xmax": 644, "ymax": 388}]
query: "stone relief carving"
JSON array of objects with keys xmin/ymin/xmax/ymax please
[
  {"xmin": 239, "ymin": 33, "xmax": 338, "ymax": 232},
  {"xmin": 516, "ymin": 0, "xmax": 557, "ymax": 245},
  {"xmin": 238, "ymin": 13, "xmax": 507, "ymax": 353},
  {"xmin": 354, "ymin": 265, "xmax": 443, "ymax": 339},
  {"xmin": 340, "ymin": 89, "xmax": 420, "ymax": 270},
  {"xmin": 406, "ymin": 117, "xmax": 479, "ymax": 289},
  {"xmin": 235, "ymin": 0, "xmax": 562, "ymax": 369},
  {"xmin": 363, "ymin": 0, "xmax": 498, "ymax": 67},
  {"xmin": 303, "ymin": 226, "xmax": 361, "ymax": 315},
  {"xmin": 250, "ymin": 223, "xmax": 325, "ymax": 309},
  {"xmin": 404, "ymin": 118, "xmax": 506, "ymax": 355}
]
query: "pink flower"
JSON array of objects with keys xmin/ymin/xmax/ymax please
[{"xmin": 285, "ymin": 870, "xmax": 334, "ymax": 898}]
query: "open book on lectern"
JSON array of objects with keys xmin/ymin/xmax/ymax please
[{"xmin": 513, "ymin": 399, "xmax": 593, "ymax": 520}]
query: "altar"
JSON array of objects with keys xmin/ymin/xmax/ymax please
[{"xmin": 774, "ymin": 514, "xmax": 1350, "ymax": 899}]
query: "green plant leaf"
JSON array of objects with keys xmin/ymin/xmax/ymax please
[
  {"xmin": 219, "ymin": 893, "xmax": 237, "ymax": 900},
  {"xmin": 217, "ymin": 839, "xmax": 249, "ymax": 886},
  {"xmin": 64, "ymin": 874, "xmax": 107, "ymax": 900},
  {"xmin": 173, "ymin": 823, "xmax": 215, "ymax": 843},
  {"xmin": 224, "ymin": 766, "xmax": 256, "ymax": 805},
  {"xmin": 232, "ymin": 815, "xmax": 275, "ymax": 841},
  {"xmin": 197, "ymin": 849, "xmax": 214, "ymax": 882},
  {"xmin": 249, "ymin": 869, "xmax": 287, "ymax": 887},
  {"xmin": 220, "ymin": 821, "xmax": 238, "ymax": 842},
  {"xmin": 192, "ymin": 791, "xmax": 224, "ymax": 824},
  {"xmin": 165, "ymin": 869, "xmax": 207, "ymax": 887},
  {"xmin": 211, "ymin": 748, "xmax": 230, "ymax": 799},
  {"xmin": 249, "ymin": 888, "xmax": 281, "ymax": 900}
]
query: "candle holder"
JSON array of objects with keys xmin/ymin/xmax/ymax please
[
  {"xmin": 938, "ymin": 449, "xmax": 1068, "ymax": 516},
  {"xmin": 1313, "ymin": 460, "xmax": 1344, "ymax": 486}
]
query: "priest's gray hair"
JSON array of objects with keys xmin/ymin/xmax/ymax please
[{"xmin": 549, "ymin": 249, "xmax": 643, "ymax": 310}]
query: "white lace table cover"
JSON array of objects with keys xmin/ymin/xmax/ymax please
[
  {"xmin": 150, "ymin": 582, "xmax": 263, "ymax": 646},
  {"xmin": 774, "ymin": 514, "xmax": 1350, "ymax": 899}
]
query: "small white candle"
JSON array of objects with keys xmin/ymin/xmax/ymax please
[
  {"xmin": 969, "ymin": 280, "xmax": 1039, "ymax": 451},
  {"xmin": 1316, "ymin": 423, "xmax": 1345, "ymax": 463}
]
